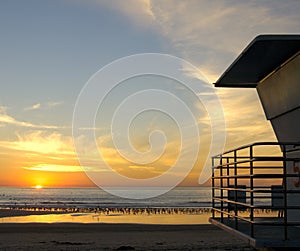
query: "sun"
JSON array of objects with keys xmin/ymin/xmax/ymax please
[{"xmin": 34, "ymin": 185, "xmax": 43, "ymax": 189}]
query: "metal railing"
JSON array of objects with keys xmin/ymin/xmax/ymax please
[{"xmin": 211, "ymin": 142, "xmax": 300, "ymax": 240}]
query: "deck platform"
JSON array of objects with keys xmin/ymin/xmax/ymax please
[{"xmin": 210, "ymin": 217, "xmax": 300, "ymax": 248}]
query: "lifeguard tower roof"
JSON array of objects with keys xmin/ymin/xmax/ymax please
[{"xmin": 214, "ymin": 34, "xmax": 300, "ymax": 88}]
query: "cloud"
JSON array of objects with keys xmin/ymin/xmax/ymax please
[
  {"xmin": 78, "ymin": 127, "xmax": 102, "ymax": 131},
  {"xmin": 23, "ymin": 164, "xmax": 107, "ymax": 173},
  {"xmin": 24, "ymin": 101, "xmax": 63, "ymax": 111},
  {"xmin": 0, "ymin": 106, "xmax": 8, "ymax": 113},
  {"xmin": 82, "ymin": 0, "xmax": 155, "ymax": 27},
  {"xmin": 25, "ymin": 103, "xmax": 41, "ymax": 111},
  {"xmin": 128, "ymin": 165, "xmax": 162, "ymax": 173},
  {"xmin": 151, "ymin": 0, "xmax": 300, "ymax": 80},
  {"xmin": 47, "ymin": 101, "xmax": 64, "ymax": 108},
  {"xmin": 73, "ymin": 1, "xmax": 297, "ymax": 156},
  {"xmin": 0, "ymin": 109, "xmax": 65, "ymax": 129},
  {"xmin": 215, "ymin": 88, "xmax": 277, "ymax": 148},
  {"xmin": 0, "ymin": 131, "xmax": 74, "ymax": 155},
  {"xmin": 97, "ymin": 0, "xmax": 299, "ymax": 82}
]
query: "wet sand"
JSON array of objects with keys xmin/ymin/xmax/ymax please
[
  {"xmin": 0, "ymin": 209, "xmax": 255, "ymax": 250},
  {"xmin": 0, "ymin": 209, "xmax": 67, "ymax": 218}
]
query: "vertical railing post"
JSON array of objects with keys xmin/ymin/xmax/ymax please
[
  {"xmin": 220, "ymin": 155, "xmax": 223, "ymax": 223},
  {"xmin": 212, "ymin": 156, "xmax": 215, "ymax": 219},
  {"xmin": 234, "ymin": 150, "xmax": 238, "ymax": 230},
  {"xmin": 227, "ymin": 157, "xmax": 230, "ymax": 218},
  {"xmin": 250, "ymin": 145, "xmax": 254, "ymax": 237},
  {"xmin": 283, "ymin": 144, "xmax": 288, "ymax": 240}
]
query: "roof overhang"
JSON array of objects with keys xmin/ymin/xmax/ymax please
[{"xmin": 214, "ymin": 34, "xmax": 300, "ymax": 88}]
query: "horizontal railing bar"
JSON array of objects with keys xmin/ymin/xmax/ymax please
[
  {"xmin": 212, "ymin": 187, "xmax": 300, "ymax": 194},
  {"xmin": 213, "ymin": 158, "xmax": 299, "ymax": 169},
  {"xmin": 213, "ymin": 176, "xmax": 249, "ymax": 179},
  {"xmin": 212, "ymin": 141, "xmax": 300, "ymax": 158},
  {"xmin": 212, "ymin": 214, "xmax": 300, "ymax": 226},
  {"xmin": 212, "ymin": 197, "xmax": 252, "ymax": 208},
  {"xmin": 253, "ymin": 157, "xmax": 299, "ymax": 161},
  {"xmin": 213, "ymin": 196, "xmax": 291, "ymax": 200},
  {"xmin": 213, "ymin": 159, "xmax": 257, "ymax": 167},
  {"xmin": 211, "ymin": 208, "xmax": 254, "ymax": 224},
  {"xmin": 213, "ymin": 207, "xmax": 300, "ymax": 212},
  {"xmin": 212, "ymin": 173, "xmax": 300, "ymax": 179},
  {"xmin": 213, "ymin": 166, "xmax": 283, "ymax": 169},
  {"xmin": 212, "ymin": 187, "xmax": 252, "ymax": 192},
  {"xmin": 212, "ymin": 199, "xmax": 300, "ymax": 210},
  {"xmin": 213, "ymin": 156, "xmax": 299, "ymax": 161},
  {"xmin": 212, "ymin": 156, "xmax": 286, "ymax": 160}
]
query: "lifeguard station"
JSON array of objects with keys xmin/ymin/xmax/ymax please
[{"xmin": 210, "ymin": 35, "xmax": 300, "ymax": 248}]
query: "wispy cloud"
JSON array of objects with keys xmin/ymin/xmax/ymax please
[
  {"xmin": 84, "ymin": 0, "xmax": 155, "ymax": 27},
  {"xmin": 23, "ymin": 164, "xmax": 107, "ymax": 173},
  {"xmin": 24, "ymin": 103, "xmax": 41, "ymax": 111},
  {"xmin": 0, "ymin": 106, "xmax": 8, "ymax": 113},
  {"xmin": 0, "ymin": 109, "xmax": 66, "ymax": 129},
  {"xmin": 78, "ymin": 127, "xmax": 102, "ymax": 131},
  {"xmin": 97, "ymin": 0, "xmax": 300, "ymax": 82},
  {"xmin": 151, "ymin": 0, "xmax": 299, "ymax": 79},
  {"xmin": 47, "ymin": 101, "xmax": 64, "ymax": 108},
  {"xmin": 215, "ymin": 88, "xmax": 277, "ymax": 148},
  {"xmin": 24, "ymin": 101, "xmax": 63, "ymax": 111}
]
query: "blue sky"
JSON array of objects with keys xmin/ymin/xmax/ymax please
[
  {"xmin": 0, "ymin": 0, "xmax": 167, "ymax": 127},
  {"xmin": 0, "ymin": 0, "xmax": 299, "ymax": 187},
  {"xmin": 1, "ymin": 0, "xmax": 299, "ymax": 122}
]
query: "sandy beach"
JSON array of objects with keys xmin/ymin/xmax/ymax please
[
  {"xmin": 0, "ymin": 223, "xmax": 255, "ymax": 251},
  {"xmin": 0, "ymin": 209, "xmax": 255, "ymax": 251}
]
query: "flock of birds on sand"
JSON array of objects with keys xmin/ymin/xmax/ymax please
[
  {"xmin": 5, "ymin": 206, "xmax": 211, "ymax": 215},
  {"xmin": 3, "ymin": 206, "xmax": 274, "ymax": 215}
]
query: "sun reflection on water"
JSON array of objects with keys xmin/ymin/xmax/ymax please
[{"xmin": 0, "ymin": 213, "xmax": 210, "ymax": 224}]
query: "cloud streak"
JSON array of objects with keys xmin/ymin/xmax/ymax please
[
  {"xmin": 0, "ymin": 110, "xmax": 66, "ymax": 129},
  {"xmin": 85, "ymin": 0, "xmax": 155, "ymax": 27},
  {"xmin": 24, "ymin": 103, "xmax": 41, "ymax": 111},
  {"xmin": 24, "ymin": 164, "xmax": 108, "ymax": 173},
  {"xmin": 0, "ymin": 131, "xmax": 74, "ymax": 155},
  {"xmin": 46, "ymin": 101, "xmax": 64, "ymax": 108},
  {"xmin": 98, "ymin": 0, "xmax": 300, "ymax": 81},
  {"xmin": 24, "ymin": 101, "xmax": 64, "ymax": 111},
  {"xmin": 156, "ymin": 0, "xmax": 299, "ymax": 76}
]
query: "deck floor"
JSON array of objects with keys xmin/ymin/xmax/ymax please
[{"xmin": 210, "ymin": 217, "xmax": 300, "ymax": 248}]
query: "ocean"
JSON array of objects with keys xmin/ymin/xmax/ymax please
[
  {"xmin": 0, "ymin": 187, "xmax": 212, "ymax": 209},
  {"xmin": 0, "ymin": 186, "xmax": 274, "ymax": 224}
]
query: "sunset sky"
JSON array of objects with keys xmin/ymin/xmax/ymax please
[{"xmin": 0, "ymin": 0, "xmax": 299, "ymax": 188}]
